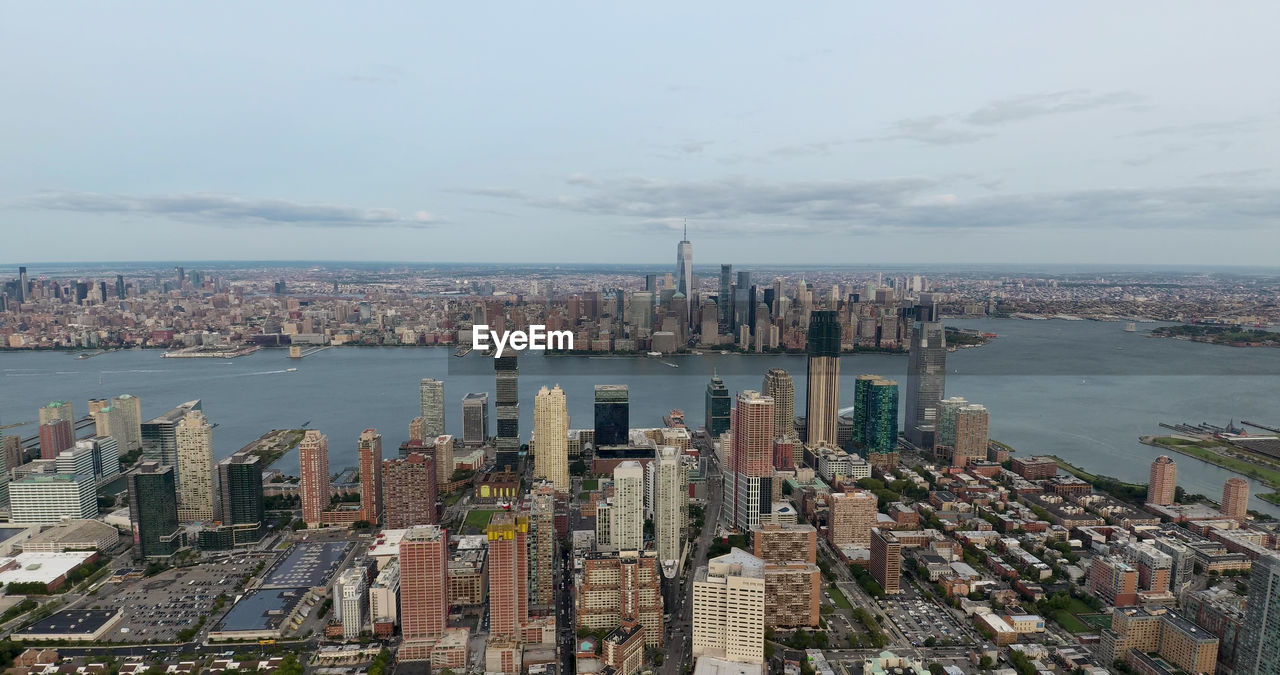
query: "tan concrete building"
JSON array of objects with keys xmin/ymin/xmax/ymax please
[
  {"xmin": 1147, "ymin": 455, "xmax": 1177, "ymax": 506},
  {"xmin": 575, "ymin": 550, "xmax": 663, "ymax": 646},
  {"xmin": 533, "ymin": 385, "xmax": 570, "ymax": 492},
  {"xmin": 175, "ymin": 410, "xmax": 214, "ymax": 522},
  {"xmin": 828, "ymin": 490, "xmax": 877, "ymax": 548},
  {"xmin": 692, "ymin": 548, "xmax": 766, "ymax": 665},
  {"xmin": 752, "ymin": 523, "xmax": 817, "ymax": 564},
  {"xmin": 763, "ymin": 562, "xmax": 820, "ymax": 628}
]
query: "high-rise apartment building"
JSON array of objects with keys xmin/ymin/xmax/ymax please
[
  {"xmin": 9, "ymin": 473, "xmax": 97, "ymax": 524},
  {"xmin": 494, "ymin": 355, "xmax": 520, "ymax": 469},
  {"xmin": 141, "ymin": 399, "xmax": 202, "ymax": 475},
  {"xmin": 176, "ymin": 410, "xmax": 214, "ymax": 521},
  {"xmin": 654, "ymin": 446, "xmax": 688, "ymax": 566},
  {"xmin": 937, "ymin": 398, "xmax": 988, "ymax": 467},
  {"xmin": 752, "ymin": 524, "xmax": 818, "ymax": 564},
  {"xmin": 594, "ymin": 385, "xmax": 630, "ymax": 446},
  {"xmin": 576, "ymin": 550, "xmax": 664, "ymax": 646},
  {"xmin": 764, "ymin": 562, "xmax": 821, "ymax": 628},
  {"xmin": 871, "ymin": 529, "xmax": 902, "ymax": 594},
  {"xmin": 382, "ymin": 452, "xmax": 437, "ymax": 528},
  {"xmin": 1239, "ymin": 553, "xmax": 1280, "ymax": 674},
  {"xmin": 904, "ymin": 321, "xmax": 946, "ymax": 449},
  {"xmin": 611, "ymin": 461, "xmax": 645, "ymax": 551},
  {"xmin": 299, "ymin": 430, "xmax": 331, "ymax": 527},
  {"xmin": 39, "ymin": 400, "xmax": 75, "ymax": 427},
  {"xmin": 1148, "ymin": 455, "xmax": 1178, "ymax": 506},
  {"xmin": 335, "ymin": 568, "xmax": 368, "ymax": 640},
  {"xmin": 730, "ymin": 391, "xmax": 774, "ymax": 534},
  {"xmin": 61, "ymin": 436, "xmax": 118, "ymax": 480},
  {"xmin": 829, "ymin": 490, "xmax": 877, "ymax": 548},
  {"xmin": 804, "ymin": 311, "xmax": 841, "ymax": 445},
  {"xmin": 434, "ymin": 434, "xmax": 454, "ymax": 485},
  {"xmin": 533, "ymin": 385, "xmax": 570, "ymax": 492},
  {"xmin": 691, "ymin": 548, "xmax": 766, "ymax": 664},
  {"xmin": 399, "ymin": 525, "xmax": 450, "ymax": 645},
  {"xmin": 705, "ymin": 375, "xmax": 731, "ymax": 438},
  {"xmin": 462, "ymin": 392, "xmax": 489, "ymax": 445},
  {"xmin": 106, "ymin": 394, "xmax": 142, "ymax": 452},
  {"xmin": 358, "ymin": 429, "xmax": 384, "ymax": 524},
  {"xmin": 38, "ymin": 419, "xmax": 74, "ymax": 460},
  {"xmin": 128, "ymin": 462, "xmax": 181, "ymax": 559},
  {"xmin": 762, "ymin": 368, "xmax": 796, "ymax": 441},
  {"xmin": 216, "ymin": 452, "xmax": 265, "ymax": 545},
  {"xmin": 419, "ymin": 378, "xmax": 446, "ymax": 438},
  {"xmin": 527, "ymin": 491, "xmax": 557, "ymax": 607},
  {"xmin": 487, "ymin": 512, "xmax": 529, "ymax": 639},
  {"xmin": 1222, "ymin": 477, "xmax": 1249, "ymax": 520}
]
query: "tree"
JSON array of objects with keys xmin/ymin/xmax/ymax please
[
  {"xmin": 275, "ymin": 653, "xmax": 305, "ymax": 675},
  {"xmin": 928, "ymin": 664, "xmax": 945, "ymax": 675}
]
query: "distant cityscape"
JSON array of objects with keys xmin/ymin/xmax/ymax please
[{"xmin": 0, "ymin": 237, "xmax": 1279, "ymax": 675}]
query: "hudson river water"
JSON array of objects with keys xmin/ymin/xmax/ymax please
[{"xmin": 4, "ymin": 318, "xmax": 1280, "ymax": 515}]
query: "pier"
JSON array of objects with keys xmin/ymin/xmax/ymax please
[{"xmin": 288, "ymin": 345, "xmax": 331, "ymax": 358}]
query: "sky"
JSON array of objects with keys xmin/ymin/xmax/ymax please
[{"xmin": 1, "ymin": 3, "xmax": 1278, "ymax": 266}]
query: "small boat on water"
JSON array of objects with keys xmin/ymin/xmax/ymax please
[
  {"xmin": 1125, "ymin": 322, "xmax": 1137, "ymax": 332},
  {"xmin": 647, "ymin": 351, "xmax": 662, "ymax": 357},
  {"xmin": 286, "ymin": 367, "xmax": 298, "ymax": 372}
]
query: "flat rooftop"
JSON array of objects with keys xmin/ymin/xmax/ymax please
[
  {"xmin": 215, "ymin": 588, "xmax": 307, "ymax": 633},
  {"xmin": 262, "ymin": 542, "xmax": 350, "ymax": 589},
  {"xmin": 0, "ymin": 551, "xmax": 96, "ymax": 585},
  {"xmin": 14, "ymin": 609, "xmax": 119, "ymax": 637}
]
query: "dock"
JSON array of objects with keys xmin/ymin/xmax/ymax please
[{"xmin": 288, "ymin": 345, "xmax": 331, "ymax": 358}]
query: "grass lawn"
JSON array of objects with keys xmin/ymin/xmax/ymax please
[
  {"xmin": 827, "ymin": 585, "xmax": 852, "ymax": 610},
  {"xmin": 1054, "ymin": 610, "xmax": 1091, "ymax": 633},
  {"xmin": 1260, "ymin": 492, "xmax": 1280, "ymax": 505},
  {"xmin": 463, "ymin": 509, "xmax": 497, "ymax": 531},
  {"xmin": 581, "ymin": 479, "xmax": 599, "ymax": 491},
  {"xmin": 1154, "ymin": 438, "xmax": 1280, "ymax": 486},
  {"xmin": 1079, "ymin": 613, "xmax": 1112, "ymax": 630}
]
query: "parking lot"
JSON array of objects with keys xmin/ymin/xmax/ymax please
[
  {"xmin": 93, "ymin": 557, "xmax": 264, "ymax": 643},
  {"xmin": 879, "ymin": 584, "xmax": 974, "ymax": 647}
]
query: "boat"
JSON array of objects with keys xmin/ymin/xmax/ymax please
[
  {"xmin": 647, "ymin": 351, "xmax": 662, "ymax": 357},
  {"xmin": 286, "ymin": 367, "xmax": 298, "ymax": 372},
  {"xmin": 1125, "ymin": 322, "xmax": 1137, "ymax": 332}
]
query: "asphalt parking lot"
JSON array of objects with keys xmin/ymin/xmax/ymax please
[
  {"xmin": 879, "ymin": 584, "xmax": 974, "ymax": 647},
  {"xmin": 92, "ymin": 557, "xmax": 263, "ymax": 643}
]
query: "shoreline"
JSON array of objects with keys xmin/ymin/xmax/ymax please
[{"xmin": 1139, "ymin": 435, "xmax": 1280, "ymax": 492}]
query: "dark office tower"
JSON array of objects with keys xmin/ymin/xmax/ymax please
[
  {"xmin": 462, "ymin": 393, "xmax": 489, "ymax": 445},
  {"xmin": 594, "ymin": 385, "xmax": 630, "ymax": 446},
  {"xmin": 382, "ymin": 452, "xmax": 438, "ymax": 528},
  {"xmin": 772, "ymin": 278, "xmax": 783, "ymax": 316},
  {"xmin": 128, "ymin": 462, "xmax": 181, "ymax": 559},
  {"xmin": 17, "ymin": 267, "xmax": 28, "ymax": 303},
  {"xmin": 175, "ymin": 266, "xmax": 185, "ymax": 284},
  {"xmin": 216, "ymin": 453, "xmax": 265, "ymax": 545},
  {"xmin": 734, "ymin": 271, "xmax": 753, "ymax": 333},
  {"xmin": 38, "ymin": 419, "xmax": 75, "ymax": 460},
  {"xmin": 494, "ymin": 354, "xmax": 520, "ymax": 470},
  {"xmin": 718, "ymin": 264, "xmax": 733, "ymax": 330},
  {"xmin": 676, "ymin": 225, "xmax": 693, "ymax": 324},
  {"xmin": 142, "ymin": 400, "xmax": 202, "ymax": 480},
  {"xmin": 645, "ymin": 274, "xmax": 658, "ymax": 293},
  {"xmin": 273, "ymin": 279, "xmax": 288, "ymax": 295},
  {"xmin": 854, "ymin": 377, "xmax": 899, "ymax": 455},
  {"xmin": 904, "ymin": 321, "xmax": 946, "ymax": 449},
  {"xmin": 1240, "ymin": 553, "xmax": 1280, "ymax": 674},
  {"xmin": 805, "ymin": 311, "xmax": 841, "ymax": 445},
  {"xmin": 705, "ymin": 375, "xmax": 731, "ymax": 438}
]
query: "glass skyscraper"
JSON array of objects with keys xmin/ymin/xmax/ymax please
[
  {"xmin": 1239, "ymin": 553, "xmax": 1280, "ymax": 673},
  {"xmin": 855, "ymin": 375, "xmax": 899, "ymax": 455},
  {"xmin": 128, "ymin": 462, "xmax": 181, "ymax": 559},
  {"xmin": 594, "ymin": 384, "xmax": 630, "ymax": 446},
  {"xmin": 904, "ymin": 320, "xmax": 946, "ymax": 449},
  {"xmin": 705, "ymin": 375, "xmax": 731, "ymax": 437}
]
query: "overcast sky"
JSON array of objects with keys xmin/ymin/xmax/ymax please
[{"xmin": 2, "ymin": 3, "xmax": 1278, "ymax": 265}]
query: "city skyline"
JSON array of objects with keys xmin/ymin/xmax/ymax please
[{"xmin": 2, "ymin": 4, "xmax": 1278, "ymax": 265}]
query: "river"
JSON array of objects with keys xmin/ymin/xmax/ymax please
[{"xmin": 3, "ymin": 318, "xmax": 1280, "ymax": 515}]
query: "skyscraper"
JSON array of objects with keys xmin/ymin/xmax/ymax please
[
  {"xmin": 762, "ymin": 368, "xmax": 796, "ymax": 441},
  {"xmin": 734, "ymin": 270, "xmax": 753, "ymax": 333},
  {"xmin": 176, "ymin": 410, "xmax": 214, "ymax": 522},
  {"xmin": 527, "ymin": 491, "xmax": 557, "ymax": 607},
  {"xmin": 39, "ymin": 400, "xmax": 75, "ymax": 427},
  {"xmin": 533, "ymin": 385, "xmax": 570, "ymax": 492},
  {"xmin": 828, "ymin": 490, "xmax": 877, "ymax": 548},
  {"xmin": 1240, "ymin": 553, "xmax": 1280, "ymax": 674},
  {"xmin": 109, "ymin": 394, "xmax": 143, "ymax": 452},
  {"xmin": 676, "ymin": 226, "xmax": 693, "ymax": 324},
  {"xmin": 718, "ymin": 264, "xmax": 733, "ymax": 331},
  {"xmin": 16, "ymin": 266, "xmax": 27, "ymax": 304},
  {"xmin": 419, "ymin": 378, "xmax": 446, "ymax": 438},
  {"xmin": 216, "ymin": 452, "xmax": 265, "ymax": 545},
  {"xmin": 705, "ymin": 375, "xmax": 731, "ymax": 438},
  {"xmin": 804, "ymin": 310, "xmax": 841, "ymax": 445},
  {"xmin": 942, "ymin": 401, "xmax": 988, "ymax": 468},
  {"xmin": 382, "ymin": 451, "xmax": 438, "ymax": 528},
  {"xmin": 434, "ymin": 434, "xmax": 454, "ymax": 485},
  {"xmin": 38, "ymin": 419, "xmax": 75, "ymax": 460},
  {"xmin": 904, "ymin": 320, "xmax": 946, "ymax": 449},
  {"xmin": 853, "ymin": 376, "xmax": 898, "ymax": 456},
  {"xmin": 1222, "ymin": 477, "xmax": 1249, "ymax": 520},
  {"xmin": 494, "ymin": 355, "xmax": 520, "ymax": 469},
  {"xmin": 871, "ymin": 529, "xmax": 902, "ymax": 594},
  {"xmin": 594, "ymin": 384, "xmax": 629, "ymax": 446},
  {"xmin": 142, "ymin": 399, "xmax": 202, "ymax": 475},
  {"xmin": 730, "ymin": 390, "xmax": 774, "ymax": 534},
  {"xmin": 654, "ymin": 446, "xmax": 688, "ymax": 566},
  {"xmin": 299, "ymin": 430, "xmax": 330, "ymax": 527},
  {"xmin": 487, "ymin": 512, "xmax": 530, "ymax": 639},
  {"xmin": 128, "ymin": 462, "xmax": 181, "ymax": 559},
  {"xmin": 611, "ymin": 461, "xmax": 645, "ymax": 551},
  {"xmin": 691, "ymin": 548, "xmax": 766, "ymax": 665},
  {"xmin": 1148, "ymin": 455, "xmax": 1177, "ymax": 506},
  {"xmin": 462, "ymin": 392, "xmax": 489, "ymax": 445},
  {"xmin": 358, "ymin": 429, "xmax": 384, "ymax": 524},
  {"xmin": 399, "ymin": 525, "xmax": 450, "ymax": 643}
]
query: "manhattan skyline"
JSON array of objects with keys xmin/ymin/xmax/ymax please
[{"xmin": 2, "ymin": 3, "xmax": 1278, "ymax": 264}]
